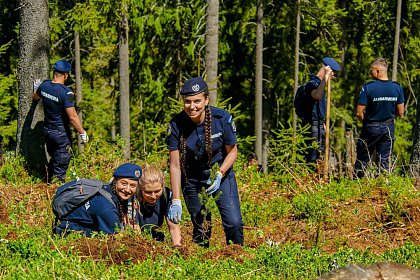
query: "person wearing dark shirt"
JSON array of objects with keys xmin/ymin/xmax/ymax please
[
  {"xmin": 166, "ymin": 77, "xmax": 243, "ymax": 247},
  {"xmin": 355, "ymin": 58, "xmax": 404, "ymax": 177},
  {"xmin": 53, "ymin": 163, "xmax": 142, "ymax": 237},
  {"xmin": 300, "ymin": 57, "xmax": 340, "ymax": 164},
  {"xmin": 33, "ymin": 60, "xmax": 88, "ymax": 182},
  {"xmin": 131, "ymin": 165, "xmax": 181, "ymax": 246}
]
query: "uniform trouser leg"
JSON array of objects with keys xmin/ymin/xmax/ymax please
[
  {"xmin": 183, "ymin": 171, "xmax": 244, "ymax": 246},
  {"xmin": 182, "ymin": 179, "xmax": 212, "ymax": 247},
  {"xmin": 355, "ymin": 123, "xmax": 394, "ymax": 177},
  {"xmin": 214, "ymin": 171, "xmax": 244, "ymax": 245},
  {"xmin": 44, "ymin": 128, "xmax": 71, "ymax": 182},
  {"xmin": 305, "ymin": 122, "xmax": 325, "ymax": 163},
  {"xmin": 375, "ymin": 123, "xmax": 395, "ymax": 173}
]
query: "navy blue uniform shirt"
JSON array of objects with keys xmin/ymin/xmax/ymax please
[
  {"xmin": 166, "ymin": 106, "xmax": 236, "ymax": 177},
  {"xmin": 58, "ymin": 184, "xmax": 127, "ymax": 236},
  {"xmin": 134, "ymin": 187, "xmax": 172, "ymax": 241},
  {"xmin": 304, "ymin": 74, "xmax": 324, "ymax": 122},
  {"xmin": 37, "ymin": 80, "xmax": 75, "ymax": 129},
  {"xmin": 358, "ymin": 80, "xmax": 404, "ymax": 122}
]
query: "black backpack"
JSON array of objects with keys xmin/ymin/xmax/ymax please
[
  {"xmin": 52, "ymin": 178, "xmax": 116, "ymax": 219},
  {"xmin": 293, "ymin": 83, "xmax": 308, "ymax": 120}
]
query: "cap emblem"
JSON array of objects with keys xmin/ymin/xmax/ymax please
[
  {"xmin": 192, "ymin": 84, "xmax": 200, "ymax": 92},
  {"xmin": 135, "ymin": 170, "xmax": 141, "ymax": 177}
]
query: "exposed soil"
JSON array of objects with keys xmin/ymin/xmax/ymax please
[{"xmin": 0, "ymin": 179, "xmax": 419, "ymax": 264}]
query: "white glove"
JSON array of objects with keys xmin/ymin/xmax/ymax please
[
  {"xmin": 80, "ymin": 131, "xmax": 89, "ymax": 143},
  {"xmin": 33, "ymin": 79, "xmax": 42, "ymax": 92},
  {"xmin": 168, "ymin": 199, "xmax": 182, "ymax": 224}
]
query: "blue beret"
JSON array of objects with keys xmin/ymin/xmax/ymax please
[
  {"xmin": 113, "ymin": 163, "xmax": 142, "ymax": 180},
  {"xmin": 53, "ymin": 60, "xmax": 71, "ymax": 73},
  {"xmin": 322, "ymin": 57, "xmax": 341, "ymax": 71},
  {"xmin": 180, "ymin": 77, "xmax": 208, "ymax": 96}
]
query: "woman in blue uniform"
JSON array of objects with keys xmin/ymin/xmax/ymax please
[
  {"xmin": 166, "ymin": 77, "xmax": 243, "ymax": 247},
  {"xmin": 54, "ymin": 163, "xmax": 142, "ymax": 237},
  {"xmin": 132, "ymin": 165, "xmax": 181, "ymax": 246}
]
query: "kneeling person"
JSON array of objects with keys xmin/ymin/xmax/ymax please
[
  {"xmin": 133, "ymin": 165, "xmax": 181, "ymax": 246},
  {"xmin": 53, "ymin": 163, "xmax": 141, "ymax": 237}
]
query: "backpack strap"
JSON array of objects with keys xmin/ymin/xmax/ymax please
[{"xmin": 98, "ymin": 187, "xmax": 117, "ymax": 208}]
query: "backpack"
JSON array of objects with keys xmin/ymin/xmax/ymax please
[
  {"xmin": 52, "ymin": 178, "xmax": 116, "ymax": 219},
  {"xmin": 293, "ymin": 83, "xmax": 308, "ymax": 120}
]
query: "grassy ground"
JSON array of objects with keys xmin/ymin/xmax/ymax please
[{"xmin": 0, "ymin": 154, "xmax": 419, "ymax": 279}]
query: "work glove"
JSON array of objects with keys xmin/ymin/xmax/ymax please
[
  {"xmin": 168, "ymin": 199, "xmax": 182, "ymax": 224},
  {"xmin": 79, "ymin": 131, "xmax": 89, "ymax": 143},
  {"xmin": 33, "ymin": 79, "xmax": 42, "ymax": 92},
  {"xmin": 206, "ymin": 171, "xmax": 223, "ymax": 195}
]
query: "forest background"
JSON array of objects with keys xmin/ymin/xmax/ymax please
[
  {"xmin": 0, "ymin": 0, "xmax": 420, "ymax": 175},
  {"xmin": 0, "ymin": 1, "xmax": 420, "ymax": 279}
]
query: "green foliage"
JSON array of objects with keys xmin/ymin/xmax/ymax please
[
  {"xmin": 0, "ymin": 152, "xmax": 38, "ymax": 186},
  {"xmin": 292, "ymin": 191, "xmax": 331, "ymax": 222}
]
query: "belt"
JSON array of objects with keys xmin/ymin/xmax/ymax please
[{"xmin": 45, "ymin": 124, "xmax": 66, "ymax": 132}]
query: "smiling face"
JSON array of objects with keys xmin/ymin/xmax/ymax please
[
  {"xmin": 114, "ymin": 178, "xmax": 138, "ymax": 200},
  {"xmin": 183, "ymin": 92, "xmax": 209, "ymax": 124},
  {"xmin": 140, "ymin": 182, "xmax": 164, "ymax": 205}
]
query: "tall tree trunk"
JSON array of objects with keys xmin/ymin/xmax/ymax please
[
  {"xmin": 205, "ymin": 0, "xmax": 219, "ymax": 104},
  {"xmin": 410, "ymin": 93, "xmax": 420, "ymax": 177},
  {"xmin": 119, "ymin": 5, "xmax": 130, "ymax": 160},
  {"xmin": 74, "ymin": 30, "xmax": 84, "ymax": 153},
  {"xmin": 16, "ymin": 0, "xmax": 49, "ymax": 177},
  {"xmin": 254, "ymin": 0, "xmax": 263, "ymax": 160},
  {"xmin": 292, "ymin": 0, "xmax": 301, "ymax": 158},
  {"xmin": 392, "ymin": 0, "xmax": 402, "ymax": 82}
]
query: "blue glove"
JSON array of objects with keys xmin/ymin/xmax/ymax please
[
  {"xmin": 206, "ymin": 171, "xmax": 223, "ymax": 195},
  {"xmin": 168, "ymin": 199, "xmax": 182, "ymax": 224}
]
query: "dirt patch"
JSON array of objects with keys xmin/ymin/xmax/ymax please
[{"xmin": 1, "ymin": 181, "xmax": 419, "ymax": 263}]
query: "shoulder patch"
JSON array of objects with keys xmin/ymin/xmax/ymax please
[
  {"xmin": 67, "ymin": 92, "xmax": 75, "ymax": 103},
  {"xmin": 230, "ymin": 117, "xmax": 236, "ymax": 133}
]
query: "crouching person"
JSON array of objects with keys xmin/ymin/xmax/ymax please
[
  {"xmin": 133, "ymin": 165, "xmax": 181, "ymax": 246},
  {"xmin": 53, "ymin": 163, "xmax": 142, "ymax": 237}
]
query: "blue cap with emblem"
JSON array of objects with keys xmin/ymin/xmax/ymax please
[
  {"xmin": 180, "ymin": 77, "xmax": 208, "ymax": 96},
  {"xmin": 113, "ymin": 163, "xmax": 142, "ymax": 180},
  {"xmin": 53, "ymin": 60, "xmax": 72, "ymax": 73},
  {"xmin": 322, "ymin": 57, "xmax": 341, "ymax": 71}
]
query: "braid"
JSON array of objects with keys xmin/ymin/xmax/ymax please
[
  {"xmin": 180, "ymin": 133, "xmax": 187, "ymax": 178},
  {"xmin": 204, "ymin": 105, "xmax": 212, "ymax": 166}
]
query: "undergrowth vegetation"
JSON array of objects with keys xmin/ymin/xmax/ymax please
[{"xmin": 0, "ymin": 140, "xmax": 419, "ymax": 279}]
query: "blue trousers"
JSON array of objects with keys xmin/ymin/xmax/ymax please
[
  {"xmin": 355, "ymin": 122, "xmax": 395, "ymax": 177},
  {"xmin": 44, "ymin": 128, "xmax": 71, "ymax": 182},
  {"xmin": 182, "ymin": 170, "xmax": 244, "ymax": 246},
  {"xmin": 304, "ymin": 121, "xmax": 325, "ymax": 163}
]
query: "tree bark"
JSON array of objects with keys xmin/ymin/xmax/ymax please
[
  {"xmin": 410, "ymin": 93, "xmax": 420, "ymax": 178},
  {"xmin": 119, "ymin": 5, "xmax": 130, "ymax": 160},
  {"xmin": 16, "ymin": 0, "xmax": 49, "ymax": 177},
  {"xmin": 392, "ymin": 0, "xmax": 402, "ymax": 82},
  {"xmin": 255, "ymin": 0, "xmax": 263, "ymax": 160},
  {"xmin": 74, "ymin": 30, "xmax": 84, "ymax": 153},
  {"xmin": 292, "ymin": 0, "xmax": 301, "ymax": 158},
  {"xmin": 205, "ymin": 0, "xmax": 219, "ymax": 105}
]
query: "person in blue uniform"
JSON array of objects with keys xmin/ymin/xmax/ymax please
[
  {"xmin": 53, "ymin": 163, "xmax": 142, "ymax": 237},
  {"xmin": 166, "ymin": 76, "xmax": 243, "ymax": 247},
  {"xmin": 355, "ymin": 58, "xmax": 404, "ymax": 177},
  {"xmin": 33, "ymin": 60, "xmax": 88, "ymax": 183},
  {"xmin": 300, "ymin": 57, "xmax": 340, "ymax": 164},
  {"xmin": 131, "ymin": 165, "xmax": 181, "ymax": 246}
]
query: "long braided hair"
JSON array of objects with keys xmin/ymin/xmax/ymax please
[{"xmin": 180, "ymin": 91, "xmax": 213, "ymax": 177}]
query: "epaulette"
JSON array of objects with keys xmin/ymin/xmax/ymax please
[
  {"xmin": 392, "ymin": 81, "xmax": 400, "ymax": 85},
  {"xmin": 211, "ymin": 107, "xmax": 225, "ymax": 118},
  {"xmin": 365, "ymin": 80, "xmax": 375, "ymax": 85}
]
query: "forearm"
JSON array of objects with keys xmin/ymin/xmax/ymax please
[
  {"xmin": 70, "ymin": 117, "xmax": 85, "ymax": 134},
  {"xmin": 219, "ymin": 144, "xmax": 237, "ymax": 175},
  {"xmin": 169, "ymin": 150, "xmax": 182, "ymax": 199},
  {"xmin": 167, "ymin": 218, "xmax": 182, "ymax": 246},
  {"xmin": 311, "ymin": 80, "xmax": 327, "ymax": 101}
]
